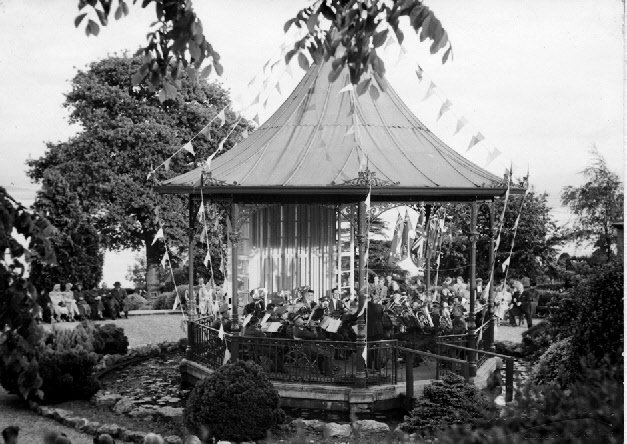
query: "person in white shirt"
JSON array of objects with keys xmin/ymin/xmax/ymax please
[{"xmin": 197, "ymin": 277, "xmax": 212, "ymax": 316}]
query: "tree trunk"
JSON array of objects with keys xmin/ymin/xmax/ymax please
[{"xmin": 145, "ymin": 235, "xmax": 162, "ymax": 299}]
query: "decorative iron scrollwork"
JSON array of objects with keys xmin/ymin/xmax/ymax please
[{"xmin": 337, "ymin": 170, "xmax": 399, "ymax": 187}]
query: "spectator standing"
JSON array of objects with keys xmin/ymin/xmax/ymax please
[{"xmin": 111, "ymin": 282, "xmax": 128, "ymax": 318}]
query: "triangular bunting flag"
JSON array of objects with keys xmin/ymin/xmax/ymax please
[
  {"xmin": 262, "ymin": 98, "xmax": 268, "ymax": 109},
  {"xmin": 217, "ymin": 139, "xmax": 225, "ymax": 154},
  {"xmin": 253, "ymin": 114, "xmax": 260, "ymax": 125},
  {"xmin": 485, "ymin": 147, "xmax": 502, "ymax": 166},
  {"xmin": 467, "ymin": 132, "xmax": 485, "ymax": 151},
  {"xmin": 494, "ymin": 234, "xmax": 501, "ymax": 251},
  {"xmin": 151, "ymin": 228, "xmax": 164, "ymax": 246},
  {"xmin": 241, "ymin": 128, "xmax": 249, "ymax": 139},
  {"xmin": 437, "ymin": 99, "xmax": 453, "ymax": 121},
  {"xmin": 275, "ymin": 82, "xmax": 281, "ymax": 95},
  {"xmin": 285, "ymin": 63, "xmax": 293, "ymax": 78},
  {"xmin": 271, "ymin": 60, "xmax": 279, "ymax": 72},
  {"xmin": 204, "ymin": 249, "xmax": 211, "ymax": 267},
  {"xmin": 161, "ymin": 251, "xmax": 169, "ymax": 268},
  {"xmin": 164, "ymin": 158, "xmax": 171, "ymax": 171},
  {"xmin": 218, "ymin": 322, "xmax": 224, "ymax": 340},
  {"xmin": 263, "ymin": 59, "xmax": 270, "ymax": 72},
  {"xmin": 415, "ymin": 66, "xmax": 423, "ymax": 81},
  {"xmin": 422, "ymin": 81, "xmax": 436, "ymax": 101},
  {"xmin": 345, "ymin": 126, "xmax": 355, "ymax": 136},
  {"xmin": 248, "ymin": 75, "xmax": 257, "ymax": 87},
  {"xmin": 262, "ymin": 78, "xmax": 268, "ymax": 89},
  {"xmin": 200, "ymin": 225, "xmax": 207, "ymax": 243},
  {"xmin": 501, "ymin": 256, "xmax": 511, "ymax": 272},
  {"xmin": 338, "ymin": 84, "xmax": 353, "ymax": 94},
  {"xmin": 251, "ymin": 94, "xmax": 260, "ymax": 106},
  {"xmin": 362, "ymin": 345, "xmax": 367, "ymax": 364},
  {"xmin": 223, "ymin": 346, "xmax": 231, "ymax": 365},
  {"xmin": 454, "ymin": 117, "xmax": 468, "ymax": 135},
  {"xmin": 200, "ymin": 125, "xmax": 212, "ymax": 140},
  {"xmin": 197, "ymin": 203, "xmax": 204, "ymax": 222},
  {"xmin": 146, "ymin": 171, "xmax": 153, "ymax": 181},
  {"xmin": 182, "ymin": 141, "xmax": 195, "ymax": 156},
  {"xmin": 216, "ymin": 109, "xmax": 226, "ymax": 127},
  {"xmin": 365, "ymin": 189, "xmax": 371, "ymax": 212}
]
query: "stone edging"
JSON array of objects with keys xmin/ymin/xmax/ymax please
[{"xmin": 29, "ymin": 340, "xmax": 187, "ymax": 444}]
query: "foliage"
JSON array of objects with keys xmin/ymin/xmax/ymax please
[
  {"xmin": 152, "ymin": 292, "xmax": 178, "ymax": 310},
  {"xmin": 27, "ymin": 55, "xmax": 247, "ymax": 290},
  {"xmin": 93, "ymin": 324, "xmax": 129, "ymax": 355},
  {"xmin": 531, "ymin": 337, "xmax": 575, "ymax": 386},
  {"xmin": 47, "ymin": 322, "xmax": 99, "ymax": 353},
  {"xmin": 184, "ymin": 360, "xmax": 284, "ymax": 442},
  {"xmin": 424, "ymin": 187, "xmax": 559, "ymax": 283},
  {"xmin": 75, "ymin": 1, "xmax": 450, "ymax": 95},
  {"xmin": 400, "ymin": 372, "xmax": 497, "ymax": 437},
  {"xmin": 568, "ymin": 259, "xmax": 623, "ymax": 373},
  {"xmin": 561, "ymin": 147, "xmax": 623, "ymax": 261},
  {"xmin": 124, "ymin": 293, "xmax": 148, "ymax": 310},
  {"xmin": 0, "ymin": 187, "xmax": 58, "ymax": 403},
  {"xmin": 438, "ymin": 364, "xmax": 623, "ymax": 444},
  {"xmin": 29, "ymin": 168, "xmax": 104, "ymax": 292},
  {"xmin": 126, "ymin": 253, "xmax": 148, "ymax": 290},
  {"xmin": 38, "ymin": 348, "xmax": 100, "ymax": 404}
]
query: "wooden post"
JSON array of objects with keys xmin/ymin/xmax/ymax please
[
  {"xmin": 188, "ymin": 195, "xmax": 196, "ymax": 319},
  {"xmin": 505, "ymin": 358, "xmax": 514, "ymax": 402},
  {"xmin": 466, "ymin": 201, "xmax": 478, "ymax": 377},
  {"xmin": 230, "ymin": 201, "xmax": 240, "ymax": 329},
  {"xmin": 405, "ymin": 351, "xmax": 414, "ymax": 410},
  {"xmin": 355, "ymin": 201, "xmax": 368, "ymax": 387},
  {"xmin": 485, "ymin": 202, "xmax": 496, "ymax": 351}
]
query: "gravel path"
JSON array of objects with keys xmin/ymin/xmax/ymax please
[
  {"xmin": 42, "ymin": 314, "xmax": 187, "ymax": 347},
  {"xmin": 494, "ymin": 318, "xmax": 541, "ymax": 344},
  {"xmin": 0, "ymin": 388, "xmax": 93, "ymax": 444}
]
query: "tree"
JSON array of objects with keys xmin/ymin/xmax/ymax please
[
  {"xmin": 29, "ymin": 169, "xmax": 104, "ymax": 292},
  {"xmin": 0, "ymin": 187, "xmax": 56, "ymax": 404},
  {"xmin": 27, "ymin": 55, "xmax": 250, "ymax": 294},
  {"xmin": 561, "ymin": 148, "xmax": 624, "ymax": 261},
  {"xmin": 126, "ymin": 253, "xmax": 147, "ymax": 289},
  {"xmin": 73, "ymin": 1, "xmax": 451, "ymax": 96}
]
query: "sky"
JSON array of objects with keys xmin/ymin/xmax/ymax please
[{"xmin": 0, "ymin": 0, "xmax": 623, "ymax": 286}]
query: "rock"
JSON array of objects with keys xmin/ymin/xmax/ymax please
[
  {"xmin": 155, "ymin": 406, "xmax": 184, "ymax": 418},
  {"xmin": 40, "ymin": 406, "xmax": 55, "ymax": 418},
  {"xmin": 352, "ymin": 419, "xmax": 390, "ymax": 435},
  {"xmin": 128, "ymin": 406, "xmax": 156, "ymax": 418},
  {"xmin": 121, "ymin": 430, "xmax": 147, "ymax": 443},
  {"xmin": 164, "ymin": 436, "xmax": 182, "ymax": 444},
  {"xmin": 291, "ymin": 419, "xmax": 326, "ymax": 432},
  {"xmin": 83, "ymin": 421, "xmax": 101, "ymax": 435},
  {"xmin": 113, "ymin": 397, "xmax": 135, "ymax": 414},
  {"xmin": 323, "ymin": 422, "xmax": 352, "ymax": 438},
  {"xmin": 63, "ymin": 417, "xmax": 84, "ymax": 428},
  {"xmin": 93, "ymin": 391, "xmax": 123, "ymax": 407},
  {"xmin": 97, "ymin": 423, "xmax": 122, "ymax": 437},
  {"xmin": 167, "ymin": 397, "xmax": 180, "ymax": 404},
  {"xmin": 51, "ymin": 408, "xmax": 72, "ymax": 421}
]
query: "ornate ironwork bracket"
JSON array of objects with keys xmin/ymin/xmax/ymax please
[{"xmin": 335, "ymin": 169, "xmax": 399, "ymax": 187}]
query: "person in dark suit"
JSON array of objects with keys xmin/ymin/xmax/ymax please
[
  {"xmin": 520, "ymin": 288, "xmax": 533, "ymax": 328},
  {"xmin": 329, "ymin": 288, "xmax": 344, "ymax": 314},
  {"xmin": 366, "ymin": 296, "xmax": 385, "ymax": 341}
]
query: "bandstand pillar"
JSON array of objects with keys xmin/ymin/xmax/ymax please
[
  {"xmin": 355, "ymin": 200, "xmax": 368, "ymax": 387},
  {"xmin": 466, "ymin": 200, "xmax": 478, "ymax": 377},
  {"xmin": 485, "ymin": 202, "xmax": 496, "ymax": 351},
  {"xmin": 229, "ymin": 201, "xmax": 240, "ymax": 330},
  {"xmin": 188, "ymin": 195, "xmax": 197, "ymax": 319}
]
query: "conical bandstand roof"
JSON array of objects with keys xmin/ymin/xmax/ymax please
[{"xmin": 157, "ymin": 57, "xmax": 509, "ymax": 202}]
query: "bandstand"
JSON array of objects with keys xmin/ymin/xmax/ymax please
[{"xmin": 156, "ymin": 55, "xmax": 522, "ymax": 412}]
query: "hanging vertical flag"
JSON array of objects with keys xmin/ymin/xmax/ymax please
[
  {"xmin": 365, "ymin": 189, "xmax": 371, "ymax": 213},
  {"xmin": 223, "ymin": 346, "xmax": 231, "ymax": 365},
  {"xmin": 182, "ymin": 141, "xmax": 195, "ymax": 156},
  {"xmin": 362, "ymin": 344, "xmax": 367, "ymax": 364},
  {"xmin": 422, "ymin": 81, "xmax": 436, "ymax": 101},
  {"xmin": 401, "ymin": 210, "xmax": 411, "ymax": 259},
  {"xmin": 151, "ymin": 228, "xmax": 164, "ymax": 246},
  {"xmin": 485, "ymin": 147, "xmax": 502, "ymax": 166},
  {"xmin": 164, "ymin": 158, "xmax": 171, "ymax": 171},
  {"xmin": 216, "ymin": 109, "xmax": 226, "ymax": 127},
  {"xmin": 437, "ymin": 99, "xmax": 453, "ymax": 121},
  {"xmin": 197, "ymin": 203, "xmax": 205, "ymax": 222},
  {"xmin": 204, "ymin": 249, "xmax": 211, "ymax": 267},
  {"xmin": 467, "ymin": 132, "xmax": 485, "ymax": 151},
  {"xmin": 161, "ymin": 251, "xmax": 169, "ymax": 268},
  {"xmin": 388, "ymin": 212, "xmax": 405, "ymax": 265},
  {"xmin": 454, "ymin": 117, "xmax": 468, "ymax": 135}
]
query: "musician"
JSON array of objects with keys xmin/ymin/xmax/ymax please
[
  {"xmin": 293, "ymin": 316, "xmax": 318, "ymax": 340},
  {"xmin": 244, "ymin": 316, "xmax": 265, "ymax": 337},
  {"xmin": 244, "ymin": 290, "xmax": 265, "ymax": 318},
  {"xmin": 329, "ymin": 288, "xmax": 344, "ymax": 314},
  {"xmin": 211, "ymin": 304, "xmax": 232, "ymax": 332}
]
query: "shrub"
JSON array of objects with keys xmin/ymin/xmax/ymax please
[
  {"xmin": 93, "ymin": 324, "xmax": 128, "ymax": 355},
  {"xmin": 124, "ymin": 293, "xmax": 148, "ymax": 311},
  {"xmin": 520, "ymin": 321, "xmax": 554, "ymax": 360},
  {"xmin": 400, "ymin": 372, "xmax": 497, "ymax": 437},
  {"xmin": 152, "ymin": 292, "xmax": 177, "ymax": 310},
  {"xmin": 437, "ymin": 363, "xmax": 623, "ymax": 443},
  {"xmin": 39, "ymin": 348, "xmax": 100, "ymax": 403},
  {"xmin": 531, "ymin": 337, "xmax": 575, "ymax": 386},
  {"xmin": 47, "ymin": 322, "xmax": 99, "ymax": 353},
  {"xmin": 184, "ymin": 360, "xmax": 284, "ymax": 442}
]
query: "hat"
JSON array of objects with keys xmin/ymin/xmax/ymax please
[{"xmin": 114, "ymin": 281, "xmax": 121, "ymax": 287}]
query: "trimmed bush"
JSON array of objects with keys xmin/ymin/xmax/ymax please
[
  {"xmin": 532, "ymin": 337, "xmax": 574, "ymax": 386},
  {"xmin": 152, "ymin": 292, "xmax": 177, "ymax": 310},
  {"xmin": 39, "ymin": 348, "xmax": 100, "ymax": 403},
  {"xmin": 184, "ymin": 360, "xmax": 284, "ymax": 442},
  {"xmin": 124, "ymin": 293, "xmax": 148, "ymax": 310},
  {"xmin": 400, "ymin": 372, "xmax": 497, "ymax": 437},
  {"xmin": 93, "ymin": 324, "xmax": 128, "ymax": 355}
]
